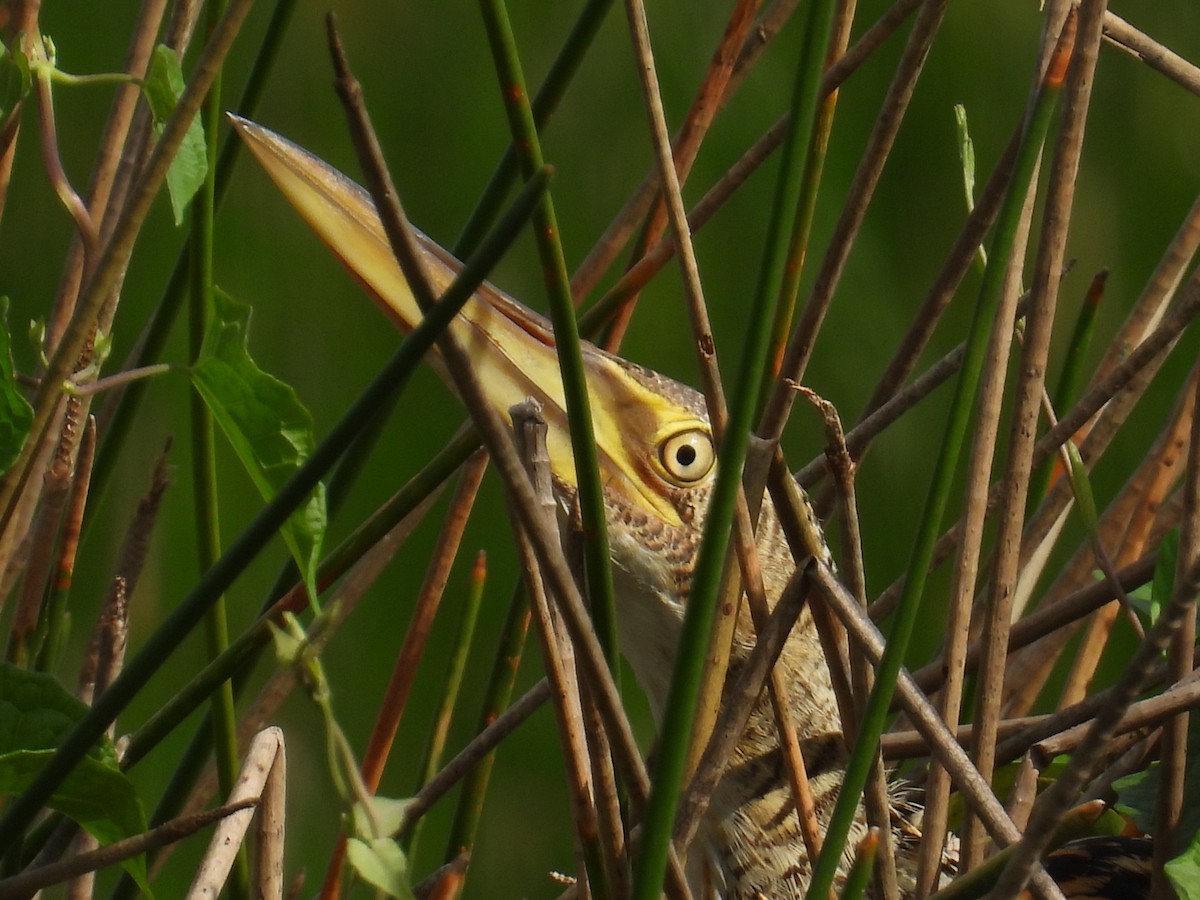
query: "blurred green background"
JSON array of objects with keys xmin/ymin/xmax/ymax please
[{"xmin": 2, "ymin": 1, "xmax": 1200, "ymax": 895}]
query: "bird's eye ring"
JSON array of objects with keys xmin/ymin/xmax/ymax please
[{"xmin": 659, "ymin": 429, "xmax": 715, "ymax": 485}]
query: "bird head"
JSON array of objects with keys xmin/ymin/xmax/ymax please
[{"xmin": 231, "ymin": 116, "xmax": 732, "ymax": 710}]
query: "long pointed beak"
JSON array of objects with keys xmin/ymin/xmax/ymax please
[{"xmin": 231, "ymin": 116, "xmax": 712, "ymax": 528}]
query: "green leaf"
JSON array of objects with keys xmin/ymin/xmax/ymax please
[
  {"xmin": 0, "ymin": 42, "xmax": 31, "ymax": 128},
  {"xmin": 1167, "ymin": 833, "xmax": 1200, "ymax": 900},
  {"xmin": 192, "ymin": 287, "xmax": 326, "ymax": 604},
  {"xmin": 143, "ymin": 45, "xmax": 207, "ymax": 225},
  {"xmin": 352, "ymin": 795, "xmax": 414, "ymax": 839},
  {"xmin": 0, "ymin": 664, "xmax": 115, "ymax": 764},
  {"xmin": 1151, "ymin": 528, "xmax": 1180, "ymax": 627},
  {"xmin": 0, "ymin": 665, "xmax": 152, "ymax": 893},
  {"xmin": 1115, "ymin": 715, "xmax": 1200, "ymax": 850},
  {"xmin": 0, "ymin": 298, "xmax": 32, "ymax": 475},
  {"xmin": 346, "ymin": 837, "xmax": 416, "ymax": 899},
  {"xmin": 1064, "ymin": 441, "xmax": 1099, "ymax": 533},
  {"xmin": 954, "ymin": 103, "xmax": 977, "ymax": 213}
]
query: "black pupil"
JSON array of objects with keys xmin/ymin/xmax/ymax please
[{"xmin": 675, "ymin": 443, "xmax": 697, "ymax": 468}]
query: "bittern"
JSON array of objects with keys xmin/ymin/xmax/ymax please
[{"xmin": 231, "ymin": 119, "xmax": 1148, "ymax": 899}]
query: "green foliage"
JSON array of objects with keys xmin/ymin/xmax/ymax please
[
  {"xmin": 0, "ymin": 664, "xmax": 151, "ymax": 891},
  {"xmin": 1166, "ymin": 835, "xmax": 1200, "ymax": 900},
  {"xmin": 0, "ymin": 42, "xmax": 30, "ymax": 132},
  {"xmin": 0, "ymin": 299, "xmax": 32, "ymax": 475},
  {"xmin": 346, "ymin": 836, "xmax": 416, "ymax": 899},
  {"xmin": 353, "ymin": 795, "xmax": 413, "ymax": 838},
  {"xmin": 143, "ymin": 45, "xmax": 208, "ymax": 225},
  {"xmin": 1152, "ymin": 528, "xmax": 1180, "ymax": 627},
  {"xmin": 191, "ymin": 287, "xmax": 326, "ymax": 604},
  {"xmin": 1115, "ymin": 715, "xmax": 1200, "ymax": 857}
]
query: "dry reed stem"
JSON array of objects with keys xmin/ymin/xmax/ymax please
[
  {"xmin": 0, "ymin": 800, "xmax": 258, "ymax": 900},
  {"xmin": 1055, "ymin": 367, "xmax": 1197, "ymax": 710},
  {"xmin": 601, "ymin": 0, "xmax": 759, "ymax": 350},
  {"xmin": 361, "ymin": 457, "xmax": 488, "ymax": 792},
  {"xmin": 318, "ymin": 453, "xmax": 488, "ymax": 899},
  {"xmin": 573, "ymin": 0, "xmax": 917, "ymax": 310},
  {"xmin": 511, "ymin": 399, "xmax": 608, "ymax": 895},
  {"xmin": 1100, "ymin": 8, "xmax": 1200, "ymax": 96},
  {"xmin": 1009, "ymin": 188, "xmax": 1200, "ymax": 593},
  {"xmin": 987, "ymin": 373, "xmax": 1200, "ymax": 900},
  {"xmin": 399, "ymin": 679, "xmax": 551, "ymax": 835},
  {"xmin": 44, "ymin": 0, "xmax": 168, "ymax": 351},
  {"xmin": 186, "ymin": 727, "xmax": 286, "ymax": 900},
  {"xmin": 759, "ymin": 0, "xmax": 950, "ymax": 442},
  {"xmin": 1028, "ymin": 670, "xmax": 1200, "ymax": 762},
  {"xmin": 621, "ymin": 3, "xmax": 833, "ymax": 867},
  {"xmin": 1006, "ymin": 362, "xmax": 1200, "ymax": 715},
  {"xmin": 954, "ymin": 1, "xmax": 1098, "ymax": 874},
  {"xmin": 909, "ymin": 553, "xmax": 1155, "ymax": 695},
  {"xmin": 805, "ymin": 565, "xmax": 1065, "ymax": 900},
  {"xmin": 871, "ymin": 272, "xmax": 1200, "ymax": 632},
  {"xmin": 952, "ymin": 139, "xmax": 1041, "ymax": 873},
  {"xmin": 995, "ymin": 643, "xmax": 1200, "ymax": 765},
  {"xmin": 806, "ymin": 390, "xmax": 900, "ymax": 900}
]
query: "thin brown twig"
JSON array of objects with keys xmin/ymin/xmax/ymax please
[
  {"xmin": 910, "ymin": 556, "xmax": 1158, "ymax": 699},
  {"xmin": 0, "ymin": 800, "xmax": 258, "ymax": 900},
  {"xmin": 803, "ymin": 565, "xmax": 1065, "ymax": 899},
  {"xmin": 758, "ymin": 0, "xmax": 951, "ymax": 443},
  {"xmin": 871, "ymin": 270, "xmax": 1200, "ymax": 626},
  {"xmin": 1100, "ymin": 8, "xmax": 1200, "ymax": 97},
  {"xmin": 511, "ymin": 399, "xmax": 608, "ymax": 897},
  {"xmin": 362, "ymin": 455, "xmax": 488, "ymax": 793},
  {"xmin": 573, "ymin": 0, "xmax": 918, "ymax": 310},
  {"xmin": 952, "ymin": 103, "xmax": 1045, "ymax": 871},
  {"xmin": 802, "ymin": 388, "xmax": 899, "ymax": 900},
  {"xmin": 318, "ymin": 451, "xmax": 488, "ymax": 898},
  {"xmin": 601, "ymin": 0, "xmax": 759, "ymax": 350},
  {"xmin": 1027, "ymin": 669, "xmax": 1200, "ymax": 763},
  {"xmin": 992, "ymin": 645, "xmax": 1200, "ymax": 766},
  {"xmin": 45, "ymin": 0, "xmax": 168, "ymax": 352},
  {"xmin": 399, "ymin": 680, "xmax": 552, "ymax": 835},
  {"xmin": 958, "ymin": 0, "xmax": 1093, "ymax": 874},
  {"xmin": 987, "ymin": 371, "xmax": 1200, "ymax": 899}
]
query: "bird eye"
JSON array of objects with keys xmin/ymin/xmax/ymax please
[{"xmin": 659, "ymin": 429, "xmax": 715, "ymax": 485}]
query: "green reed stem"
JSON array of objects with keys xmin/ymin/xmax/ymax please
[
  {"xmin": 442, "ymin": 582, "xmax": 532, "ymax": 866},
  {"xmin": 404, "ymin": 549, "xmax": 488, "ymax": 862},
  {"xmin": 455, "ymin": 0, "xmax": 615, "ymax": 255},
  {"xmin": 476, "ymin": 0, "xmax": 620, "ymax": 684},
  {"xmin": 189, "ymin": 0, "xmax": 247, "ymax": 893},
  {"xmin": 630, "ymin": 1, "xmax": 840, "ymax": 896},
  {"xmin": 0, "ymin": 167, "xmax": 551, "ymax": 852},
  {"xmin": 89, "ymin": 0, "xmax": 300, "ymax": 514},
  {"xmin": 804, "ymin": 25, "xmax": 1072, "ymax": 900}
]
